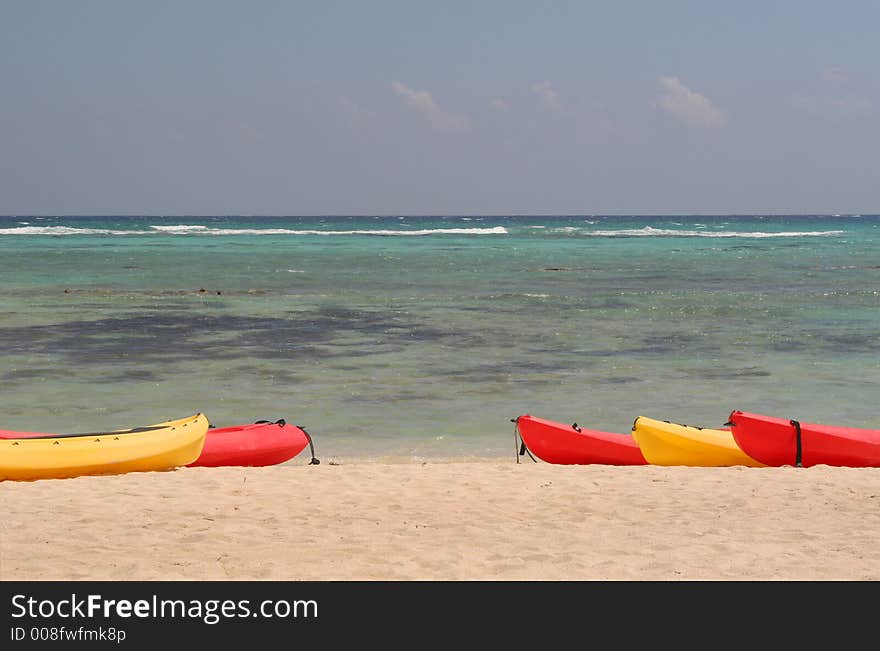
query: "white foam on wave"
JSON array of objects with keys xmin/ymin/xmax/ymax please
[
  {"xmin": 0, "ymin": 226, "xmax": 143, "ymax": 235},
  {"xmin": 152, "ymin": 226, "xmax": 509, "ymax": 236},
  {"xmin": 0, "ymin": 225, "xmax": 508, "ymax": 237},
  {"xmin": 587, "ymin": 226, "xmax": 846, "ymax": 238},
  {"xmin": 149, "ymin": 224, "xmax": 210, "ymax": 233}
]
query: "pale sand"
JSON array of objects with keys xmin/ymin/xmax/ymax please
[{"xmin": 2, "ymin": 459, "xmax": 880, "ymax": 581}]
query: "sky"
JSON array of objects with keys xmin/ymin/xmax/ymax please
[{"xmin": 1, "ymin": 0, "xmax": 878, "ymax": 216}]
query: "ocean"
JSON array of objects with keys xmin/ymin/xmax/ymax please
[{"xmin": 1, "ymin": 214, "xmax": 878, "ymax": 462}]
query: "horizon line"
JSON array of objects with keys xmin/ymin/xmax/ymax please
[{"xmin": 1, "ymin": 212, "xmax": 877, "ymax": 218}]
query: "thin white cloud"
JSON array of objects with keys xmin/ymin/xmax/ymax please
[
  {"xmin": 830, "ymin": 96, "xmax": 873, "ymax": 115},
  {"xmin": 656, "ymin": 76, "xmax": 726, "ymax": 128},
  {"xmin": 490, "ymin": 98, "xmax": 509, "ymax": 112},
  {"xmin": 391, "ymin": 81, "xmax": 469, "ymax": 131},
  {"xmin": 337, "ymin": 96, "xmax": 374, "ymax": 125},
  {"xmin": 792, "ymin": 93, "xmax": 873, "ymax": 119},
  {"xmin": 531, "ymin": 81, "xmax": 569, "ymax": 114},
  {"xmin": 821, "ymin": 66, "xmax": 848, "ymax": 82}
]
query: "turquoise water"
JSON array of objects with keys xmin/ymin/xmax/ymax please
[{"xmin": 1, "ymin": 214, "xmax": 878, "ymax": 462}]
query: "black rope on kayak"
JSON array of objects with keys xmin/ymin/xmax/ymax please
[
  {"xmin": 254, "ymin": 419, "xmax": 319, "ymax": 465},
  {"xmin": 510, "ymin": 418, "xmax": 520, "ymax": 463},
  {"xmin": 297, "ymin": 425, "xmax": 321, "ymax": 465},
  {"xmin": 510, "ymin": 417, "xmax": 537, "ymax": 464},
  {"xmin": 14, "ymin": 425, "xmax": 167, "ymax": 441},
  {"xmin": 790, "ymin": 419, "xmax": 804, "ymax": 468}
]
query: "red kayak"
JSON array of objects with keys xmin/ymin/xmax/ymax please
[
  {"xmin": 513, "ymin": 414, "xmax": 647, "ymax": 465},
  {"xmin": 725, "ymin": 409, "xmax": 880, "ymax": 468},
  {"xmin": 188, "ymin": 419, "xmax": 320, "ymax": 468}
]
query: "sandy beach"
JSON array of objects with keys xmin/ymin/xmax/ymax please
[{"xmin": 3, "ymin": 458, "xmax": 880, "ymax": 581}]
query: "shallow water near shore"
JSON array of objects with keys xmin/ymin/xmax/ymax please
[{"xmin": 1, "ymin": 214, "xmax": 878, "ymax": 461}]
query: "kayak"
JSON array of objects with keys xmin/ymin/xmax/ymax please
[
  {"xmin": 725, "ymin": 409, "xmax": 880, "ymax": 468},
  {"xmin": 188, "ymin": 419, "xmax": 319, "ymax": 468},
  {"xmin": 0, "ymin": 413, "xmax": 209, "ymax": 481},
  {"xmin": 513, "ymin": 414, "xmax": 647, "ymax": 465},
  {"xmin": 631, "ymin": 416, "xmax": 765, "ymax": 467}
]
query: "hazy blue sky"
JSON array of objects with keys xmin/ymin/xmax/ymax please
[{"xmin": 2, "ymin": 1, "xmax": 877, "ymax": 215}]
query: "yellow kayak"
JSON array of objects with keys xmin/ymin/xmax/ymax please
[
  {"xmin": 0, "ymin": 413, "xmax": 209, "ymax": 481},
  {"xmin": 631, "ymin": 416, "xmax": 766, "ymax": 467}
]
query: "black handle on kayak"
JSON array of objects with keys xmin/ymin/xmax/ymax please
[{"xmin": 790, "ymin": 419, "xmax": 804, "ymax": 467}]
